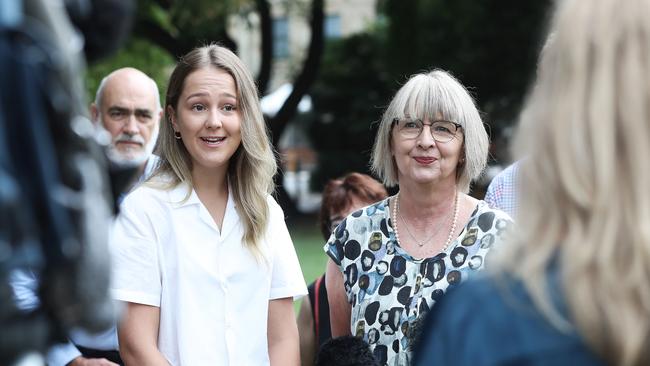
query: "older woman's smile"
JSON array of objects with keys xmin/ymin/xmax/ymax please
[{"xmin": 414, "ymin": 156, "xmax": 436, "ymax": 164}]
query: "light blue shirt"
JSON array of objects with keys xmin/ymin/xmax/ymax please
[{"xmin": 484, "ymin": 161, "xmax": 520, "ymax": 219}]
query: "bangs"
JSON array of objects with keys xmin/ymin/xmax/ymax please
[
  {"xmin": 399, "ymin": 77, "xmax": 466, "ymax": 125},
  {"xmin": 393, "ymin": 75, "xmax": 473, "ymax": 128}
]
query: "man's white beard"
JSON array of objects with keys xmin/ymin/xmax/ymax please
[{"xmin": 99, "ymin": 117, "xmax": 159, "ymax": 168}]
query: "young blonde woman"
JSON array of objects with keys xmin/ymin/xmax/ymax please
[
  {"xmin": 415, "ymin": 0, "xmax": 650, "ymax": 365},
  {"xmin": 110, "ymin": 45, "xmax": 306, "ymax": 365}
]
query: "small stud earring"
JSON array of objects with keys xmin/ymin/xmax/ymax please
[{"xmin": 174, "ymin": 131, "xmax": 182, "ymax": 140}]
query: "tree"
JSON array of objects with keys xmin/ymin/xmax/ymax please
[
  {"xmin": 308, "ymin": 33, "xmax": 393, "ymax": 190},
  {"xmin": 308, "ymin": 0, "xmax": 551, "ymax": 193},
  {"xmin": 85, "ymin": 38, "xmax": 174, "ymax": 104},
  {"xmin": 386, "ymin": 0, "xmax": 553, "ymax": 159},
  {"xmin": 134, "ymin": 0, "xmax": 239, "ymax": 58}
]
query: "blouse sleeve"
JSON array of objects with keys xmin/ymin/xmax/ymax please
[
  {"xmin": 109, "ymin": 191, "xmax": 162, "ymax": 307},
  {"xmin": 267, "ymin": 197, "xmax": 308, "ymax": 300},
  {"xmin": 323, "ymin": 216, "xmax": 357, "ymax": 304},
  {"xmin": 323, "ymin": 216, "xmax": 350, "ymax": 272}
]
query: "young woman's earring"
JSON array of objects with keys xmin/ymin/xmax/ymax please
[{"xmin": 174, "ymin": 131, "xmax": 182, "ymax": 140}]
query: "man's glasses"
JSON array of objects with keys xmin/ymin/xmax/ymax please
[{"xmin": 392, "ymin": 117, "xmax": 462, "ymax": 143}]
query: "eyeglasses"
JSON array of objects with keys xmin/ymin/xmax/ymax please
[{"xmin": 392, "ymin": 117, "xmax": 463, "ymax": 143}]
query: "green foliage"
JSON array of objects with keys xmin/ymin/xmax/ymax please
[
  {"xmin": 134, "ymin": 0, "xmax": 249, "ymax": 56},
  {"xmin": 309, "ymin": 0, "xmax": 552, "ymax": 184},
  {"xmin": 308, "ymin": 33, "xmax": 395, "ymax": 190},
  {"xmin": 84, "ymin": 37, "xmax": 175, "ymax": 105},
  {"xmin": 387, "ymin": 0, "xmax": 553, "ymax": 136}
]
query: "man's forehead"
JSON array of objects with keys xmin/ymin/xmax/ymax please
[
  {"xmin": 107, "ymin": 104, "xmax": 155, "ymax": 113},
  {"xmin": 101, "ymin": 82, "xmax": 158, "ymax": 111}
]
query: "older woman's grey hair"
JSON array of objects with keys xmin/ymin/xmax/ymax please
[{"xmin": 371, "ymin": 70, "xmax": 489, "ymax": 193}]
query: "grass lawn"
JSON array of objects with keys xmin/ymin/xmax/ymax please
[{"xmin": 287, "ymin": 216, "xmax": 329, "ymax": 313}]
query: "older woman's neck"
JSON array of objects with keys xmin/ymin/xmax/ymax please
[{"xmin": 398, "ymin": 180, "xmax": 457, "ymax": 213}]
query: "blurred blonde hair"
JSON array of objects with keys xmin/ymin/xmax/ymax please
[
  {"xmin": 150, "ymin": 44, "xmax": 277, "ymax": 256},
  {"xmin": 501, "ymin": 0, "xmax": 650, "ymax": 364},
  {"xmin": 371, "ymin": 70, "xmax": 489, "ymax": 193}
]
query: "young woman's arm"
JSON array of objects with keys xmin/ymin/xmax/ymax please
[
  {"xmin": 118, "ymin": 302, "xmax": 170, "ymax": 366},
  {"xmin": 268, "ymin": 297, "xmax": 300, "ymax": 366},
  {"xmin": 325, "ymin": 259, "xmax": 352, "ymax": 337}
]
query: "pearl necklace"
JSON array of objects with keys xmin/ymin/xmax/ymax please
[{"xmin": 392, "ymin": 191, "xmax": 460, "ymax": 251}]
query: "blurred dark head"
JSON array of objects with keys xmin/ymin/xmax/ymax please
[
  {"xmin": 316, "ymin": 336, "xmax": 379, "ymax": 366},
  {"xmin": 320, "ymin": 173, "xmax": 387, "ymax": 240}
]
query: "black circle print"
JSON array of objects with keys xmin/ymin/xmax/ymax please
[
  {"xmin": 447, "ymin": 270, "xmax": 461, "ymax": 285},
  {"xmin": 390, "ymin": 256, "xmax": 406, "ymax": 277},
  {"xmin": 469, "ymin": 255, "xmax": 483, "ymax": 269},
  {"xmin": 368, "ymin": 232, "xmax": 383, "ymax": 251},
  {"xmin": 361, "ymin": 250, "xmax": 376, "ymax": 271},
  {"xmin": 365, "ymin": 301, "xmax": 380, "ymax": 326},
  {"xmin": 344, "ymin": 240, "xmax": 361, "ymax": 260},
  {"xmin": 378, "ymin": 276, "xmax": 394, "ymax": 296},
  {"xmin": 450, "ymin": 247, "xmax": 468, "ymax": 267}
]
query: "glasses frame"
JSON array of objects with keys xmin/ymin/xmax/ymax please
[{"xmin": 391, "ymin": 117, "xmax": 463, "ymax": 143}]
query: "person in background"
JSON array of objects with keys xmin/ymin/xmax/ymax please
[
  {"xmin": 324, "ymin": 70, "xmax": 513, "ymax": 365},
  {"xmin": 414, "ymin": 0, "xmax": 650, "ymax": 365},
  {"xmin": 298, "ymin": 173, "xmax": 387, "ymax": 366},
  {"xmin": 90, "ymin": 67, "xmax": 162, "ymax": 179},
  {"xmin": 111, "ymin": 44, "xmax": 307, "ymax": 366},
  {"xmin": 315, "ymin": 336, "xmax": 380, "ymax": 366},
  {"xmin": 11, "ymin": 67, "xmax": 162, "ymax": 366},
  {"xmin": 484, "ymin": 160, "xmax": 519, "ymax": 219}
]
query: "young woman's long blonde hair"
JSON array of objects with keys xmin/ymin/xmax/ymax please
[
  {"xmin": 150, "ymin": 44, "xmax": 276, "ymax": 256},
  {"xmin": 500, "ymin": 0, "xmax": 650, "ymax": 364}
]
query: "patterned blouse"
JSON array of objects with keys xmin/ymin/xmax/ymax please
[{"xmin": 324, "ymin": 198, "xmax": 512, "ymax": 366}]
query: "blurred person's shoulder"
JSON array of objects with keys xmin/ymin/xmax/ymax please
[{"xmin": 415, "ymin": 273, "xmax": 604, "ymax": 366}]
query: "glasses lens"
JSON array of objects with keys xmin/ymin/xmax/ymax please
[
  {"xmin": 431, "ymin": 121, "xmax": 458, "ymax": 142},
  {"xmin": 398, "ymin": 118, "xmax": 423, "ymax": 139}
]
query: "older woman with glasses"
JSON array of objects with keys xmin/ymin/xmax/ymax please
[
  {"xmin": 414, "ymin": 0, "xmax": 650, "ymax": 365},
  {"xmin": 324, "ymin": 70, "xmax": 513, "ymax": 365}
]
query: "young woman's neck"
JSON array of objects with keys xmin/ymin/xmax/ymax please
[{"xmin": 191, "ymin": 164, "xmax": 229, "ymax": 198}]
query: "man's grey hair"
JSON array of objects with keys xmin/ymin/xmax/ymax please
[{"xmin": 94, "ymin": 70, "xmax": 162, "ymax": 111}]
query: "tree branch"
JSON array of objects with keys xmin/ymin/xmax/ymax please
[
  {"xmin": 268, "ymin": 0, "xmax": 324, "ymax": 143},
  {"xmin": 255, "ymin": 0, "xmax": 272, "ymax": 95}
]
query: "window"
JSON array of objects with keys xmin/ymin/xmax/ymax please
[
  {"xmin": 324, "ymin": 15, "xmax": 341, "ymax": 39},
  {"xmin": 273, "ymin": 17, "xmax": 289, "ymax": 58}
]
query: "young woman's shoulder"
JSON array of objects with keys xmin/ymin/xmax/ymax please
[{"xmin": 121, "ymin": 178, "xmax": 187, "ymax": 213}]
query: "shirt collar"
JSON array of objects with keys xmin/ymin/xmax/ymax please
[
  {"xmin": 167, "ymin": 179, "xmax": 235, "ymax": 209},
  {"xmin": 168, "ymin": 181, "xmax": 201, "ymax": 207}
]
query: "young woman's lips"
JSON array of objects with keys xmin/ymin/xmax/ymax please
[
  {"xmin": 200, "ymin": 136, "xmax": 226, "ymax": 147},
  {"xmin": 414, "ymin": 157, "xmax": 435, "ymax": 164}
]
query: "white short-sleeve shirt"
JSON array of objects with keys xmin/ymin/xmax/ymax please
[{"xmin": 110, "ymin": 181, "xmax": 307, "ymax": 366}]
